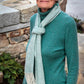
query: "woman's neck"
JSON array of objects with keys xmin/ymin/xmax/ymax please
[
  {"xmin": 38, "ymin": 3, "xmax": 58, "ymax": 21},
  {"xmin": 41, "ymin": 8, "xmax": 49, "ymax": 12}
]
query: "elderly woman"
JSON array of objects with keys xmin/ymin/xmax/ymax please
[{"xmin": 23, "ymin": 0, "xmax": 79, "ymax": 84}]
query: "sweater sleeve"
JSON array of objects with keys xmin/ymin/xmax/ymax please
[{"xmin": 65, "ymin": 18, "xmax": 79, "ymax": 84}]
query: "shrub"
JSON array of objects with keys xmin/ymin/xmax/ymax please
[{"xmin": 0, "ymin": 52, "xmax": 24, "ymax": 84}]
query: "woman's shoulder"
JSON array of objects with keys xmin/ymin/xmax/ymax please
[
  {"xmin": 60, "ymin": 11, "xmax": 77, "ymax": 32},
  {"xmin": 60, "ymin": 11, "xmax": 76, "ymax": 24}
]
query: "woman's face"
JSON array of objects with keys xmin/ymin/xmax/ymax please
[{"xmin": 36, "ymin": 0, "xmax": 56, "ymax": 9}]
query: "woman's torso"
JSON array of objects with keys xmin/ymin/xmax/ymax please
[{"xmin": 30, "ymin": 10, "xmax": 74, "ymax": 84}]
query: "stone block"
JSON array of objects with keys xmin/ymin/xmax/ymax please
[
  {"xmin": 0, "ymin": 22, "xmax": 30, "ymax": 33},
  {"xmin": 0, "ymin": 5, "xmax": 20, "ymax": 28},
  {"xmin": 1, "ymin": 0, "xmax": 31, "ymax": 8},
  {"xmin": 0, "ymin": 40, "xmax": 9, "ymax": 48},
  {"xmin": 15, "ymin": 4, "xmax": 37, "ymax": 22},
  {"xmin": 0, "ymin": 42, "xmax": 26, "ymax": 57},
  {"xmin": 6, "ymin": 27, "xmax": 30, "ymax": 38},
  {"xmin": 6, "ymin": 29, "xmax": 23, "ymax": 38},
  {"xmin": 23, "ymin": 27, "xmax": 30, "ymax": 34},
  {"xmin": 0, "ymin": 15, "xmax": 3, "ymax": 28},
  {"xmin": 9, "ymin": 34, "xmax": 29, "ymax": 44},
  {"xmin": 0, "ymin": 33, "xmax": 7, "ymax": 40},
  {"xmin": 20, "ymin": 53, "xmax": 26, "ymax": 59},
  {"xmin": 23, "ymin": 41, "xmax": 28, "ymax": 49},
  {"xmin": 0, "ymin": 33, "xmax": 9, "ymax": 48}
]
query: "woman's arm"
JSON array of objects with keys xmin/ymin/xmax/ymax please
[{"xmin": 65, "ymin": 18, "xmax": 79, "ymax": 84}]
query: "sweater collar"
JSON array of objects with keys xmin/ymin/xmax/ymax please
[{"xmin": 37, "ymin": 3, "xmax": 59, "ymax": 21}]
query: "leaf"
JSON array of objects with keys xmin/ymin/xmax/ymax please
[
  {"xmin": 4, "ymin": 73, "xmax": 10, "ymax": 79},
  {"xmin": 0, "ymin": 52, "xmax": 24, "ymax": 83},
  {"xmin": 8, "ymin": 79, "xmax": 15, "ymax": 84}
]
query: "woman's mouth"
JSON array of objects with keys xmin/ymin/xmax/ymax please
[{"xmin": 40, "ymin": 0, "xmax": 49, "ymax": 2}]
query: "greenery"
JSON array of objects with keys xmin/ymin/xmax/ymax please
[
  {"xmin": 70, "ymin": 14, "xmax": 81, "ymax": 23},
  {"xmin": 71, "ymin": 16, "xmax": 84, "ymax": 33},
  {"xmin": 0, "ymin": 52, "xmax": 24, "ymax": 84},
  {"xmin": 77, "ymin": 29, "xmax": 83, "ymax": 33},
  {"xmin": 73, "ymin": 17, "xmax": 81, "ymax": 23}
]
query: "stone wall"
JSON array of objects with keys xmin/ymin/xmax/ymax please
[
  {"xmin": 0, "ymin": 0, "xmax": 67, "ymax": 63},
  {"xmin": 0, "ymin": 3, "xmax": 37, "ymax": 63},
  {"xmin": 0, "ymin": 27, "xmax": 30, "ymax": 63}
]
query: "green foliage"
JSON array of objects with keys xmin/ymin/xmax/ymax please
[
  {"xmin": 70, "ymin": 15, "xmax": 81, "ymax": 23},
  {"xmin": 77, "ymin": 29, "xmax": 83, "ymax": 33},
  {"xmin": 71, "ymin": 16, "xmax": 84, "ymax": 33},
  {"xmin": 0, "ymin": 52, "xmax": 24, "ymax": 84},
  {"xmin": 73, "ymin": 17, "xmax": 81, "ymax": 23}
]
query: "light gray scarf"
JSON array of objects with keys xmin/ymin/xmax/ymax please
[{"xmin": 25, "ymin": 3, "xmax": 61, "ymax": 84}]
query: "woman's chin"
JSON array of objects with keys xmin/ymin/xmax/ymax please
[{"xmin": 39, "ymin": 6, "xmax": 49, "ymax": 9}]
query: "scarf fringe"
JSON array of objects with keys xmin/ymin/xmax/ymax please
[{"xmin": 25, "ymin": 73, "xmax": 36, "ymax": 84}]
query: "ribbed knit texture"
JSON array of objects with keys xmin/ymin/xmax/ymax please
[{"xmin": 23, "ymin": 3, "xmax": 79, "ymax": 84}]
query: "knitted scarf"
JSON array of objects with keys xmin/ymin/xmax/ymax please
[{"xmin": 25, "ymin": 3, "xmax": 61, "ymax": 84}]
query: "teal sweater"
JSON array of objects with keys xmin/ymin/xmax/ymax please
[{"xmin": 23, "ymin": 3, "xmax": 79, "ymax": 84}]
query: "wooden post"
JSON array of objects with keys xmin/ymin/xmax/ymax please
[{"xmin": 59, "ymin": 0, "xmax": 67, "ymax": 12}]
